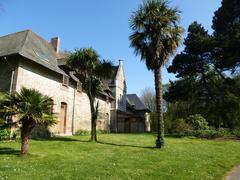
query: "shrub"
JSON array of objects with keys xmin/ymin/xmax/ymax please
[
  {"xmin": 186, "ymin": 114, "xmax": 209, "ymax": 130},
  {"xmin": 96, "ymin": 129, "xmax": 107, "ymax": 134},
  {"xmin": 185, "ymin": 128, "xmax": 230, "ymax": 139},
  {"xmin": 172, "ymin": 118, "xmax": 193, "ymax": 135},
  {"xmin": 0, "ymin": 128, "xmax": 11, "ymax": 140},
  {"xmin": 232, "ymin": 129, "xmax": 240, "ymax": 138},
  {"xmin": 75, "ymin": 129, "xmax": 90, "ymax": 136},
  {"xmin": 75, "ymin": 129, "xmax": 107, "ymax": 136},
  {"xmin": 30, "ymin": 125, "xmax": 52, "ymax": 139}
]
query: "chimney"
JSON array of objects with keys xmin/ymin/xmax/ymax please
[
  {"xmin": 50, "ymin": 37, "xmax": 60, "ymax": 54},
  {"xmin": 119, "ymin": 59, "xmax": 124, "ymax": 66}
]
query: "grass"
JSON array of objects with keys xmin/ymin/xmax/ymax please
[{"xmin": 0, "ymin": 134, "xmax": 240, "ymax": 180}]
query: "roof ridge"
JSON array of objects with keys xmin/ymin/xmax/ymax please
[
  {"xmin": 19, "ymin": 30, "xmax": 31, "ymax": 55},
  {"xmin": 0, "ymin": 29, "xmax": 31, "ymax": 39},
  {"xmin": 29, "ymin": 30, "xmax": 57, "ymax": 54}
]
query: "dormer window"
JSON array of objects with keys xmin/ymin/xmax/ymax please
[
  {"xmin": 77, "ymin": 82, "xmax": 82, "ymax": 92},
  {"xmin": 62, "ymin": 75, "xmax": 69, "ymax": 87}
]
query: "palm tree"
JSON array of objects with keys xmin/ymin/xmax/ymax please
[
  {"xmin": 67, "ymin": 48, "xmax": 112, "ymax": 142},
  {"xmin": 129, "ymin": 0, "xmax": 183, "ymax": 148},
  {"xmin": 0, "ymin": 91, "xmax": 6, "ymax": 124},
  {"xmin": 0, "ymin": 87, "xmax": 56, "ymax": 155}
]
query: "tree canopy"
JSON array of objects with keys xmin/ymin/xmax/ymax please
[{"xmin": 67, "ymin": 48, "xmax": 113, "ymax": 142}]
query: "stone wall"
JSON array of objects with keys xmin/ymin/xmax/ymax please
[
  {"xmin": 0, "ymin": 58, "xmax": 15, "ymax": 92},
  {"xmin": 115, "ymin": 64, "xmax": 127, "ymax": 112},
  {"xmin": 109, "ymin": 63, "xmax": 127, "ymax": 132},
  {"xmin": 14, "ymin": 58, "xmax": 111, "ymax": 135}
]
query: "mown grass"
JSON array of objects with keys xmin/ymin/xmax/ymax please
[{"xmin": 0, "ymin": 134, "xmax": 240, "ymax": 180}]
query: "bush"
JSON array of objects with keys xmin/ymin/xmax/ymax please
[
  {"xmin": 30, "ymin": 125, "xmax": 52, "ymax": 139},
  {"xmin": 232, "ymin": 129, "xmax": 240, "ymax": 138},
  {"xmin": 75, "ymin": 129, "xmax": 90, "ymax": 136},
  {"xmin": 186, "ymin": 114, "xmax": 209, "ymax": 130},
  {"xmin": 97, "ymin": 129, "xmax": 107, "ymax": 134},
  {"xmin": 183, "ymin": 128, "xmax": 230, "ymax": 139},
  {"xmin": 74, "ymin": 129, "xmax": 107, "ymax": 136},
  {"xmin": 172, "ymin": 118, "xmax": 193, "ymax": 135},
  {"xmin": 0, "ymin": 128, "xmax": 11, "ymax": 140}
]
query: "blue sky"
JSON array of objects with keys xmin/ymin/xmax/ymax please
[{"xmin": 0, "ymin": 0, "xmax": 221, "ymax": 95}]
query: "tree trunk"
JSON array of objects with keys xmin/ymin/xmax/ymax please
[
  {"xmin": 87, "ymin": 78, "xmax": 98, "ymax": 142},
  {"xmin": 154, "ymin": 68, "xmax": 164, "ymax": 148},
  {"xmin": 21, "ymin": 128, "xmax": 31, "ymax": 155},
  {"xmin": 91, "ymin": 113, "xmax": 97, "ymax": 142},
  {"xmin": 89, "ymin": 98, "xmax": 97, "ymax": 142}
]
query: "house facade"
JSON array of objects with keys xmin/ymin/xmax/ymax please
[{"xmin": 0, "ymin": 30, "xmax": 150, "ymax": 135}]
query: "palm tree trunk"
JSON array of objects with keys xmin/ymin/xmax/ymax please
[
  {"xmin": 21, "ymin": 128, "xmax": 31, "ymax": 155},
  {"xmin": 91, "ymin": 114, "xmax": 97, "ymax": 142},
  {"xmin": 154, "ymin": 68, "xmax": 164, "ymax": 148},
  {"xmin": 89, "ymin": 98, "xmax": 97, "ymax": 142},
  {"xmin": 87, "ymin": 79, "xmax": 97, "ymax": 142}
]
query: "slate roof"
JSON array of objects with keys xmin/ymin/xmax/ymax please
[
  {"xmin": 0, "ymin": 30, "xmax": 66, "ymax": 75},
  {"xmin": 127, "ymin": 94, "xmax": 150, "ymax": 112}
]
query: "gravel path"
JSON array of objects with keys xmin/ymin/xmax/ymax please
[{"xmin": 226, "ymin": 166, "xmax": 240, "ymax": 180}]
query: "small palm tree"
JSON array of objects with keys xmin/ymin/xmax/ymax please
[
  {"xmin": 129, "ymin": 0, "xmax": 183, "ymax": 148},
  {"xmin": 67, "ymin": 48, "xmax": 112, "ymax": 142},
  {"xmin": 0, "ymin": 91, "xmax": 6, "ymax": 124},
  {"xmin": 1, "ymin": 87, "xmax": 56, "ymax": 155}
]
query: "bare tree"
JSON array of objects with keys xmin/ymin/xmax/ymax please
[{"xmin": 140, "ymin": 87, "xmax": 156, "ymax": 113}]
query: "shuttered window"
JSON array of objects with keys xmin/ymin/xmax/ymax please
[{"xmin": 62, "ymin": 75, "xmax": 69, "ymax": 87}]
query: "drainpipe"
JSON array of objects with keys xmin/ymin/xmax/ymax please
[
  {"xmin": 10, "ymin": 68, "xmax": 15, "ymax": 93},
  {"xmin": 71, "ymin": 83, "xmax": 76, "ymax": 135}
]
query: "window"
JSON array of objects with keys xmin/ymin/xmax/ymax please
[
  {"xmin": 62, "ymin": 75, "xmax": 69, "ymax": 87},
  {"xmin": 76, "ymin": 82, "xmax": 82, "ymax": 92}
]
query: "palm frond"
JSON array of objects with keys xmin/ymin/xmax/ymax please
[
  {"xmin": 129, "ymin": 0, "xmax": 183, "ymax": 70},
  {"xmin": 1, "ymin": 87, "xmax": 57, "ymax": 126}
]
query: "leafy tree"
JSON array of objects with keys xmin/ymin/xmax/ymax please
[
  {"xmin": 0, "ymin": 87, "xmax": 56, "ymax": 155},
  {"xmin": 129, "ymin": 0, "xmax": 183, "ymax": 148},
  {"xmin": 212, "ymin": 0, "xmax": 240, "ymax": 72},
  {"xmin": 168, "ymin": 22, "xmax": 213, "ymax": 78},
  {"xmin": 67, "ymin": 48, "xmax": 112, "ymax": 142},
  {"xmin": 165, "ymin": 1, "xmax": 240, "ymax": 131}
]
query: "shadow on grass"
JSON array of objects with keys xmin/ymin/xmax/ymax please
[
  {"xmin": 0, "ymin": 147, "xmax": 20, "ymax": 155},
  {"xmin": 32, "ymin": 137, "xmax": 80, "ymax": 142},
  {"xmin": 31, "ymin": 137, "xmax": 93, "ymax": 143},
  {"xmin": 33, "ymin": 136, "xmax": 155, "ymax": 149},
  {"xmin": 97, "ymin": 141, "xmax": 155, "ymax": 149}
]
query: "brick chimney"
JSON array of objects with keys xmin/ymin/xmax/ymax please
[{"xmin": 50, "ymin": 37, "xmax": 60, "ymax": 54}]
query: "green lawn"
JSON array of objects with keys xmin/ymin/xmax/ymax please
[{"xmin": 0, "ymin": 134, "xmax": 240, "ymax": 180}]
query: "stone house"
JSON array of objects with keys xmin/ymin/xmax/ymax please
[{"xmin": 0, "ymin": 30, "xmax": 150, "ymax": 135}]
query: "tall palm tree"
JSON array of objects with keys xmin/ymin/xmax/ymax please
[
  {"xmin": 129, "ymin": 0, "xmax": 183, "ymax": 148},
  {"xmin": 67, "ymin": 48, "xmax": 112, "ymax": 142},
  {"xmin": 0, "ymin": 87, "xmax": 56, "ymax": 155}
]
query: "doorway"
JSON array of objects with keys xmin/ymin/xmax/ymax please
[
  {"xmin": 124, "ymin": 118, "xmax": 131, "ymax": 133},
  {"xmin": 60, "ymin": 102, "xmax": 67, "ymax": 134}
]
